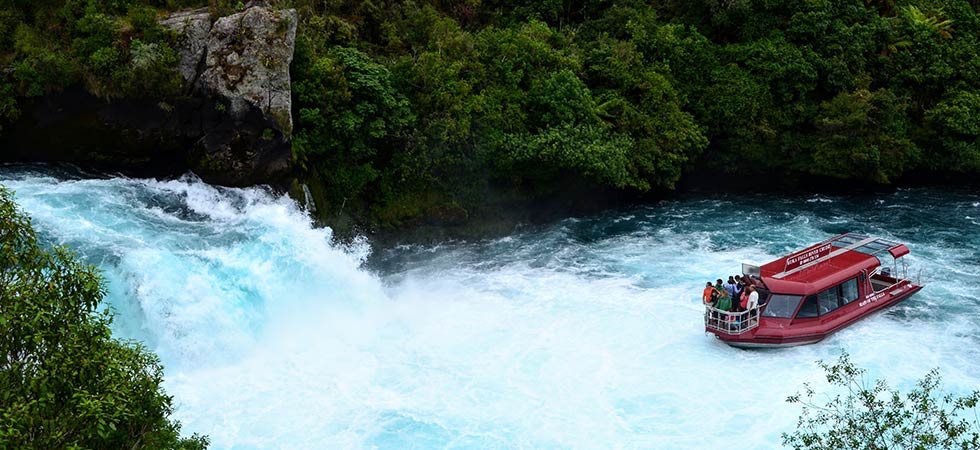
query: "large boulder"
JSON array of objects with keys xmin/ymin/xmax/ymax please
[
  {"xmin": 199, "ymin": 7, "xmax": 297, "ymax": 137},
  {"xmin": 159, "ymin": 5, "xmax": 298, "ymax": 186}
]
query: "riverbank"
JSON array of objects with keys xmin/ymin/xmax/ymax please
[{"xmin": 4, "ymin": 1, "xmax": 980, "ymax": 244}]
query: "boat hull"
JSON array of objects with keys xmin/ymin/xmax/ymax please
[
  {"xmin": 709, "ymin": 284, "xmax": 922, "ymax": 349},
  {"xmin": 722, "ymin": 338, "xmax": 823, "ymax": 349}
]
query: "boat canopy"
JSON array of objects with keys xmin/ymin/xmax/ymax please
[
  {"xmin": 889, "ymin": 244, "xmax": 910, "ymax": 259},
  {"xmin": 757, "ymin": 233, "xmax": 907, "ymax": 296}
]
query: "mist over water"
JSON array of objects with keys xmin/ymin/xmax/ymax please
[{"xmin": 2, "ymin": 165, "xmax": 979, "ymax": 449}]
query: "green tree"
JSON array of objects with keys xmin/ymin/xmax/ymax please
[
  {"xmin": 582, "ymin": 14, "xmax": 710, "ymax": 187},
  {"xmin": 784, "ymin": 352, "xmax": 980, "ymax": 450},
  {"xmin": 804, "ymin": 88, "xmax": 918, "ymax": 182},
  {"xmin": 0, "ymin": 187, "xmax": 208, "ymax": 449},
  {"xmin": 499, "ymin": 69, "xmax": 643, "ymax": 190},
  {"xmin": 292, "ymin": 46, "xmax": 414, "ymax": 212},
  {"xmin": 924, "ymin": 89, "xmax": 980, "ymax": 172}
]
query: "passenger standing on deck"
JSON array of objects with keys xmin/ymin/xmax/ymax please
[
  {"xmin": 703, "ymin": 281, "xmax": 721, "ymax": 326},
  {"xmin": 714, "ymin": 287, "xmax": 735, "ymax": 328},
  {"xmin": 746, "ymin": 285, "xmax": 759, "ymax": 310},
  {"xmin": 703, "ymin": 282, "xmax": 717, "ymax": 305},
  {"xmin": 724, "ymin": 277, "xmax": 738, "ymax": 309},
  {"xmin": 729, "ymin": 277, "xmax": 745, "ymax": 312},
  {"xmin": 715, "ymin": 288, "xmax": 732, "ymax": 312}
]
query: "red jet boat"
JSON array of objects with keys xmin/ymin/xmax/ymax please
[{"xmin": 705, "ymin": 233, "xmax": 923, "ymax": 348}]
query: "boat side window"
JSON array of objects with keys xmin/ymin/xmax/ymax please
[
  {"xmin": 762, "ymin": 294, "xmax": 802, "ymax": 318},
  {"xmin": 797, "ymin": 295, "xmax": 819, "ymax": 318},
  {"xmin": 840, "ymin": 278, "xmax": 859, "ymax": 304},
  {"xmin": 818, "ymin": 288, "xmax": 840, "ymax": 315}
]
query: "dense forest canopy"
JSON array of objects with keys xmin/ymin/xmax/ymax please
[{"xmin": 2, "ymin": 0, "xmax": 980, "ymax": 227}]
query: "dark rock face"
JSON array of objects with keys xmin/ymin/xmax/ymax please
[
  {"xmin": 189, "ymin": 95, "xmax": 293, "ymax": 185},
  {"xmin": 0, "ymin": 87, "xmax": 190, "ymax": 177},
  {"xmin": 0, "ymin": 5, "xmax": 297, "ymax": 187}
]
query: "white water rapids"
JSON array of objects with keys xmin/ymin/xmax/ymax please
[{"xmin": 2, "ymin": 166, "xmax": 979, "ymax": 449}]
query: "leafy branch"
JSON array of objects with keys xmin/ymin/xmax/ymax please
[{"xmin": 784, "ymin": 352, "xmax": 980, "ymax": 450}]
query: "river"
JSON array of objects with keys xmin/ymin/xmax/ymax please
[{"xmin": 2, "ymin": 164, "xmax": 978, "ymax": 449}]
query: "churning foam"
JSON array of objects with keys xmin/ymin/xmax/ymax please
[{"xmin": 3, "ymin": 169, "xmax": 979, "ymax": 449}]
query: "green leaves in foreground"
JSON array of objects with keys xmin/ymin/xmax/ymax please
[
  {"xmin": 784, "ymin": 352, "xmax": 980, "ymax": 450},
  {"xmin": 0, "ymin": 187, "xmax": 208, "ymax": 449}
]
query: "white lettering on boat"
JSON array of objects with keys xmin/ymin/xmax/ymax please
[
  {"xmin": 859, "ymin": 291, "xmax": 887, "ymax": 307},
  {"xmin": 785, "ymin": 243, "xmax": 833, "ymax": 270}
]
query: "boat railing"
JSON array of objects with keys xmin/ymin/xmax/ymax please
[
  {"xmin": 871, "ymin": 260, "xmax": 919, "ymax": 292},
  {"xmin": 704, "ymin": 305, "xmax": 760, "ymax": 335}
]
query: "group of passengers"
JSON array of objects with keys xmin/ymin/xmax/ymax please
[{"xmin": 702, "ymin": 275, "xmax": 759, "ymax": 312}]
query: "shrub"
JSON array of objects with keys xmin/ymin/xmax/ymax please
[
  {"xmin": 784, "ymin": 352, "xmax": 980, "ymax": 450},
  {"xmin": 0, "ymin": 187, "xmax": 209, "ymax": 450}
]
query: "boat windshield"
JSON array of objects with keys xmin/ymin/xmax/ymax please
[{"xmin": 762, "ymin": 294, "xmax": 802, "ymax": 318}]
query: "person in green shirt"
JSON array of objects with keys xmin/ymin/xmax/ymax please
[{"xmin": 715, "ymin": 287, "xmax": 732, "ymax": 312}]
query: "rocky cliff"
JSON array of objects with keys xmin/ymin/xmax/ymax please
[
  {"xmin": 161, "ymin": 4, "xmax": 298, "ymax": 185},
  {"xmin": 1, "ymin": 4, "xmax": 298, "ymax": 187}
]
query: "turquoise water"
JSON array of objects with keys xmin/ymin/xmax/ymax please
[{"xmin": 2, "ymin": 165, "xmax": 979, "ymax": 449}]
